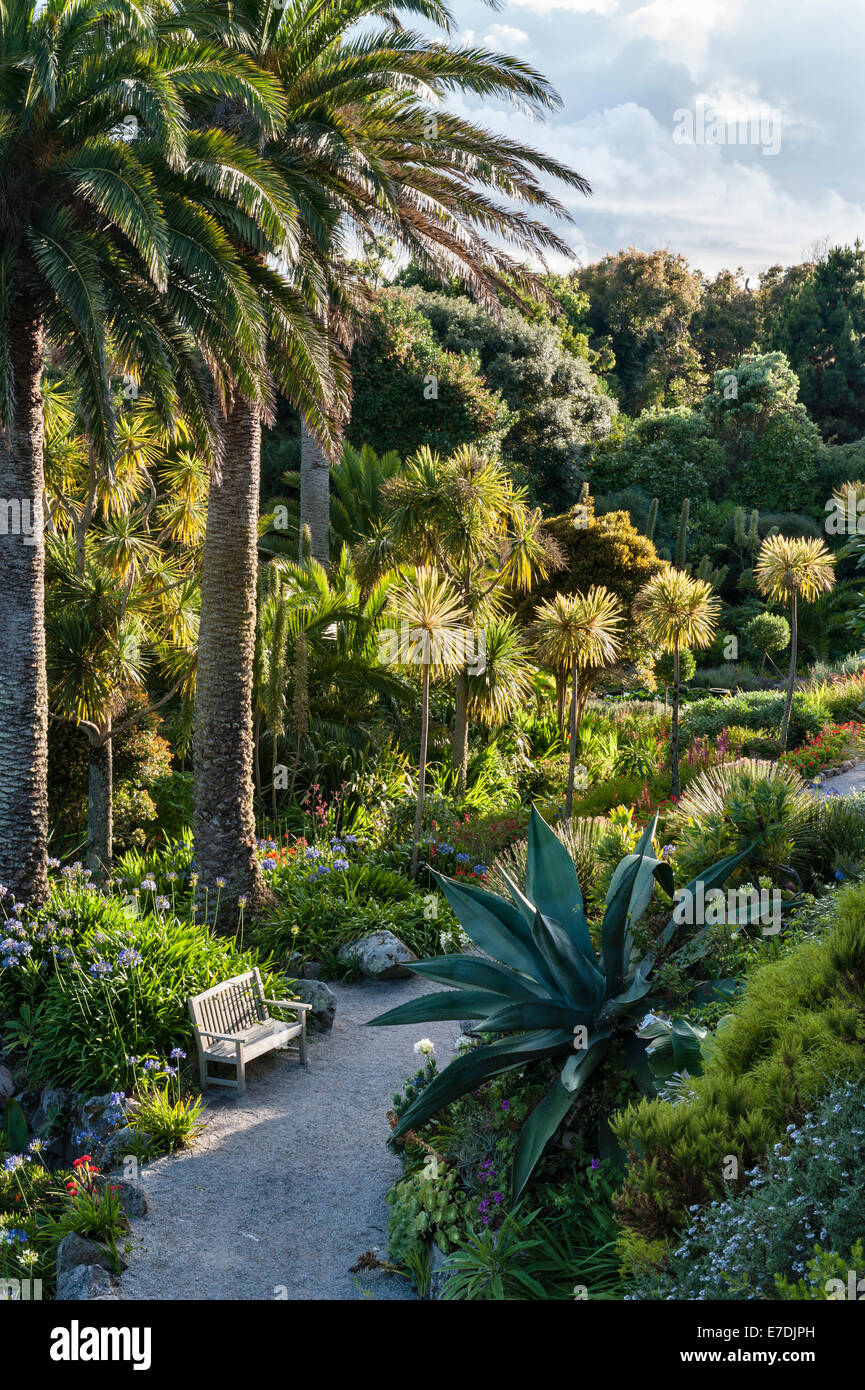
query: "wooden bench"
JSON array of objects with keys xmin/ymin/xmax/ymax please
[{"xmin": 188, "ymin": 968, "xmax": 311, "ymax": 1095}]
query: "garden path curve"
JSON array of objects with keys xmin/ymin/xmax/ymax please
[
  {"xmin": 120, "ymin": 975, "xmax": 455, "ymax": 1301},
  {"xmin": 811, "ymin": 762, "xmax": 865, "ymax": 798}
]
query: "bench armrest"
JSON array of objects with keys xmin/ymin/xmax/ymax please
[
  {"xmin": 196, "ymin": 1028, "xmax": 244, "ymax": 1043},
  {"xmin": 264, "ymin": 997, "xmax": 312, "ymax": 1012}
]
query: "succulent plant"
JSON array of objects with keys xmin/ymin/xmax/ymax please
[{"xmin": 370, "ymin": 806, "xmax": 753, "ymax": 1197}]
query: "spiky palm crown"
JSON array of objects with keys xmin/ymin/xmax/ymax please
[
  {"xmin": 532, "ymin": 585, "xmax": 624, "ymax": 676},
  {"xmin": 632, "ymin": 564, "xmax": 721, "ymax": 652},
  {"xmin": 754, "ymin": 534, "xmax": 837, "ymax": 604}
]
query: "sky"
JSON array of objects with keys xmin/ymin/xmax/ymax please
[{"xmin": 447, "ymin": 0, "xmax": 865, "ymax": 279}]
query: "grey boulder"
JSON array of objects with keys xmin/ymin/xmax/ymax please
[
  {"xmin": 291, "ymin": 979, "xmax": 337, "ymax": 1032},
  {"xmin": 55, "ymin": 1264, "xmax": 117, "ymax": 1301},
  {"xmin": 337, "ymin": 930, "xmax": 417, "ymax": 981}
]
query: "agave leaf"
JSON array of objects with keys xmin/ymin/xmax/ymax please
[
  {"xmin": 367, "ymin": 988, "xmax": 505, "ymax": 1027},
  {"xmin": 495, "ymin": 863, "xmax": 538, "ymax": 928},
  {"xmin": 408, "ymin": 956, "xmax": 547, "ymax": 1001},
  {"xmin": 530, "ymin": 910, "xmax": 605, "ymax": 1009},
  {"xmin": 474, "ymin": 999, "xmax": 593, "ymax": 1036},
  {"xmin": 620, "ymin": 1030, "xmax": 656, "ymax": 1093},
  {"xmin": 600, "ymin": 851, "xmax": 645, "ymax": 995},
  {"xmin": 510, "ymin": 1077, "xmax": 575, "ymax": 1201},
  {"xmin": 392, "ymin": 1029, "xmax": 575, "ymax": 1139},
  {"xmin": 431, "ymin": 871, "xmax": 563, "ymax": 994},
  {"xmin": 561, "ymin": 1027, "xmax": 612, "ymax": 1092},
  {"xmin": 606, "ymin": 972, "xmax": 654, "ymax": 1015},
  {"xmin": 525, "ymin": 806, "xmax": 595, "ymax": 961},
  {"xmin": 639, "ymin": 843, "xmax": 757, "ymax": 971}
]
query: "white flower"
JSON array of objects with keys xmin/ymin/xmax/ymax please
[
  {"xmin": 454, "ymin": 1034, "xmax": 474, "ymax": 1053},
  {"xmin": 413, "ymin": 1038, "xmax": 435, "ymax": 1058}
]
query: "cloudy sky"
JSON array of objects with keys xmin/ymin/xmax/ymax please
[{"xmin": 448, "ymin": 0, "xmax": 865, "ymax": 277}]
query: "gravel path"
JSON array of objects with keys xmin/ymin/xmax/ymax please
[
  {"xmin": 811, "ymin": 762, "xmax": 865, "ymax": 798},
  {"xmin": 120, "ymin": 975, "xmax": 455, "ymax": 1301}
]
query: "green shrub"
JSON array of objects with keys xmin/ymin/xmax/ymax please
[
  {"xmin": 680, "ymin": 690, "xmax": 825, "ymax": 743},
  {"xmin": 806, "ymin": 793, "xmax": 865, "ymax": 882},
  {"xmin": 628, "ymin": 1079, "xmax": 865, "ymax": 1300},
  {"xmin": 613, "ymin": 883, "xmax": 865, "ymax": 1246},
  {"xmin": 1, "ymin": 881, "xmax": 287, "ymax": 1093}
]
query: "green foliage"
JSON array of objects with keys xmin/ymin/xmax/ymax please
[
  {"xmin": 613, "ymin": 885, "xmax": 865, "ymax": 1243},
  {"xmin": 654, "ymin": 647, "xmax": 696, "ymax": 690},
  {"xmin": 0, "ymin": 873, "xmax": 287, "ymax": 1093},
  {"xmin": 372, "ymin": 806, "xmax": 753, "ymax": 1197},
  {"xmin": 670, "ymin": 759, "xmax": 814, "ymax": 885},
  {"xmin": 680, "ymin": 689, "xmax": 826, "ymax": 744},
  {"xmin": 742, "ymin": 611, "xmax": 790, "ymax": 666},
  {"xmin": 348, "ymin": 293, "xmax": 513, "ymax": 463},
  {"xmin": 589, "ymin": 408, "xmax": 727, "ymax": 526},
  {"xmin": 775, "ymin": 1240, "xmax": 865, "ymax": 1300},
  {"xmin": 387, "ymin": 1156, "xmax": 471, "ymax": 1262},
  {"xmin": 628, "ymin": 1079, "xmax": 865, "ymax": 1299}
]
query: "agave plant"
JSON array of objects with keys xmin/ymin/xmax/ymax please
[{"xmin": 370, "ymin": 807, "xmax": 752, "ymax": 1197}]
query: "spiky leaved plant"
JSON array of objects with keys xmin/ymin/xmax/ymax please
[{"xmin": 370, "ymin": 806, "xmax": 752, "ymax": 1198}]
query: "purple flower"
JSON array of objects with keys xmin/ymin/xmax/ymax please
[{"xmin": 591, "ymin": 1158, "xmax": 601, "ymax": 1170}]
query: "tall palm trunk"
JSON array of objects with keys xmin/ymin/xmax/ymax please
[
  {"xmin": 86, "ymin": 718, "xmax": 112, "ymax": 877},
  {"xmin": 410, "ymin": 665, "xmax": 431, "ymax": 880},
  {"xmin": 671, "ymin": 640, "xmax": 681, "ymax": 798},
  {"xmin": 779, "ymin": 592, "xmax": 798, "ymax": 753},
  {"xmin": 194, "ymin": 397, "xmax": 271, "ymax": 924},
  {"xmin": 0, "ymin": 315, "xmax": 49, "ymax": 905},
  {"xmin": 299, "ymin": 419, "xmax": 331, "ymax": 566},
  {"xmin": 565, "ymin": 656, "xmax": 580, "ymax": 817}
]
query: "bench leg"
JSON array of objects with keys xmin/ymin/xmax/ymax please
[
  {"xmin": 235, "ymin": 1042, "xmax": 246, "ymax": 1095},
  {"xmin": 299, "ymin": 1012, "xmax": 308, "ymax": 1066},
  {"xmin": 199, "ymin": 1053, "xmax": 209, "ymax": 1091}
]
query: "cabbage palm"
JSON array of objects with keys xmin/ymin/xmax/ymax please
[
  {"xmin": 385, "ymin": 567, "xmax": 470, "ymax": 877},
  {"xmin": 534, "ymin": 587, "xmax": 624, "ymax": 815},
  {"xmin": 632, "ymin": 568, "xmax": 720, "ymax": 796},
  {"xmin": 384, "ymin": 445, "xmax": 554, "ymax": 789},
  {"xmin": 754, "ymin": 535, "xmax": 836, "ymax": 751}
]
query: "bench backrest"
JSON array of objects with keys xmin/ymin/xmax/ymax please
[{"xmin": 189, "ymin": 969, "xmax": 269, "ymax": 1038}]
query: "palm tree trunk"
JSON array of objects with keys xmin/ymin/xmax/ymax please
[
  {"xmin": 410, "ymin": 665, "xmax": 431, "ymax": 880},
  {"xmin": 0, "ymin": 314, "xmax": 49, "ymax": 905},
  {"xmin": 779, "ymin": 593, "xmax": 798, "ymax": 753},
  {"xmin": 194, "ymin": 397, "xmax": 271, "ymax": 924},
  {"xmin": 299, "ymin": 419, "xmax": 331, "ymax": 567},
  {"xmin": 671, "ymin": 640, "xmax": 681, "ymax": 798},
  {"xmin": 565, "ymin": 657, "xmax": 579, "ymax": 817},
  {"xmin": 86, "ymin": 720, "xmax": 112, "ymax": 878},
  {"xmin": 555, "ymin": 672, "xmax": 567, "ymax": 732}
]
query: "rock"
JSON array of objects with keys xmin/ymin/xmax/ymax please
[
  {"xmin": 32, "ymin": 1086, "xmax": 73, "ymax": 1136},
  {"xmin": 0, "ymin": 1066, "xmax": 14, "ymax": 1102},
  {"xmin": 57, "ymin": 1232, "xmax": 126, "ymax": 1275},
  {"xmin": 97, "ymin": 1176, "xmax": 150, "ymax": 1217},
  {"xmin": 100, "ymin": 1126, "xmax": 153, "ymax": 1167},
  {"xmin": 301, "ymin": 961, "xmax": 322, "ymax": 980},
  {"xmin": 55, "ymin": 1264, "xmax": 116, "ymax": 1301},
  {"xmin": 337, "ymin": 931, "xmax": 417, "ymax": 981},
  {"xmin": 428, "ymin": 1240, "xmax": 454, "ymax": 1300},
  {"xmin": 291, "ymin": 979, "xmax": 337, "ymax": 1032}
]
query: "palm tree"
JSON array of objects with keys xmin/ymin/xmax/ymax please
[
  {"xmin": 632, "ymin": 567, "xmax": 720, "ymax": 795},
  {"xmin": 44, "ymin": 392, "xmax": 202, "ymax": 873},
  {"xmin": 465, "ymin": 615, "xmax": 534, "ymax": 731},
  {"xmin": 0, "ymin": 0, "xmax": 281, "ymax": 902},
  {"xmin": 386, "ymin": 568, "xmax": 470, "ymax": 878},
  {"xmin": 754, "ymin": 535, "xmax": 836, "ymax": 751},
  {"xmin": 533, "ymin": 587, "xmax": 624, "ymax": 815},
  {"xmin": 384, "ymin": 445, "xmax": 555, "ymax": 789},
  {"xmin": 244, "ymin": 0, "xmax": 591, "ymax": 565}
]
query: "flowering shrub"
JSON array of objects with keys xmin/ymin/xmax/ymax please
[
  {"xmin": 0, "ymin": 867, "xmax": 287, "ymax": 1093},
  {"xmin": 779, "ymin": 721, "xmax": 861, "ymax": 778}
]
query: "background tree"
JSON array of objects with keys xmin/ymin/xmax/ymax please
[
  {"xmin": 743, "ymin": 611, "xmax": 790, "ymax": 675},
  {"xmin": 755, "ymin": 536, "xmax": 837, "ymax": 749},
  {"xmin": 632, "ymin": 568, "xmax": 720, "ymax": 796},
  {"xmin": 692, "ymin": 267, "xmax": 759, "ymax": 375}
]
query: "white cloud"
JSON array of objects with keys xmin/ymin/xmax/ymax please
[
  {"xmin": 483, "ymin": 23, "xmax": 531, "ymax": 49},
  {"xmin": 509, "ymin": 0, "xmax": 618, "ymax": 14}
]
